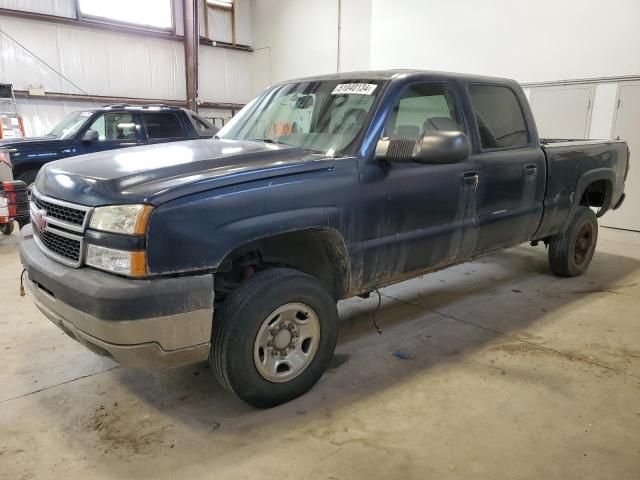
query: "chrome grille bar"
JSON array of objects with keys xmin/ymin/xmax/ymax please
[
  {"xmin": 30, "ymin": 188, "xmax": 92, "ymax": 268},
  {"xmin": 30, "ymin": 187, "xmax": 92, "ymax": 233}
]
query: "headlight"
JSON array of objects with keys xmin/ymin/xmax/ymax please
[
  {"xmin": 89, "ymin": 204, "xmax": 153, "ymax": 235},
  {"xmin": 86, "ymin": 244, "xmax": 147, "ymax": 277}
]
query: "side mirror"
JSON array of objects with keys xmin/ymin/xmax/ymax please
[
  {"xmin": 376, "ymin": 131, "xmax": 471, "ymax": 164},
  {"xmin": 81, "ymin": 129, "xmax": 99, "ymax": 142}
]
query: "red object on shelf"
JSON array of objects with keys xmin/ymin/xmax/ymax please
[{"xmin": 0, "ymin": 180, "xmax": 29, "ymax": 226}]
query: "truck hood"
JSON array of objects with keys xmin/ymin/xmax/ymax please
[
  {"xmin": 0, "ymin": 136, "xmax": 68, "ymax": 149},
  {"xmin": 35, "ymin": 139, "xmax": 335, "ymax": 206}
]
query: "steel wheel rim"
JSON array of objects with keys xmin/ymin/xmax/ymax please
[
  {"xmin": 253, "ymin": 302, "xmax": 321, "ymax": 383},
  {"xmin": 574, "ymin": 222, "xmax": 594, "ymax": 265}
]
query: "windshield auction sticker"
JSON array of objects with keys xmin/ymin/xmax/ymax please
[{"xmin": 331, "ymin": 83, "xmax": 377, "ymax": 95}]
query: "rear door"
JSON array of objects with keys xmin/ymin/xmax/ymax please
[
  {"xmin": 141, "ymin": 111, "xmax": 188, "ymax": 144},
  {"xmin": 467, "ymin": 84, "xmax": 546, "ymax": 253}
]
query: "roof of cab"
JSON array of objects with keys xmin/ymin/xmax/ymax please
[{"xmin": 277, "ymin": 69, "xmax": 518, "ymax": 86}]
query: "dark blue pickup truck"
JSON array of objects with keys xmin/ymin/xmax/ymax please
[
  {"xmin": 0, "ymin": 104, "xmax": 217, "ymax": 184},
  {"xmin": 20, "ymin": 70, "xmax": 629, "ymax": 407}
]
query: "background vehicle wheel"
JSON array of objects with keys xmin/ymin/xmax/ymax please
[
  {"xmin": 548, "ymin": 207, "xmax": 598, "ymax": 277},
  {"xmin": 0, "ymin": 222, "xmax": 14, "ymax": 235},
  {"xmin": 16, "ymin": 170, "xmax": 38, "ymax": 187},
  {"xmin": 211, "ymin": 268, "xmax": 339, "ymax": 408}
]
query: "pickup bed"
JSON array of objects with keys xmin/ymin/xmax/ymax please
[
  {"xmin": 20, "ymin": 70, "xmax": 629, "ymax": 407},
  {"xmin": 0, "ymin": 104, "xmax": 218, "ymax": 184}
]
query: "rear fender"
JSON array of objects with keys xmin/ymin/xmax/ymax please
[{"xmin": 562, "ymin": 168, "xmax": 615, "ymax": 231}]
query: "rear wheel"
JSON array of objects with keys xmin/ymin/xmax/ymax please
[
  {"xmin": 211, "ymin": 268, "xmax": 338, "ymax": 408},
  {"xmin": 0, "ymin": 222, "xmax": 14, "ymax": 235},
  {"xmin": 548, "ymin": 207, "xmax": 598, "ymax": 277}
]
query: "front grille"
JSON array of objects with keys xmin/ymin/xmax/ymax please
[
  {"xmin": 30, "ymin": 189, "xmax": 91, "ymax": 267},
  {"xmin": 36, "ymin": 228, "xmax": 81, "ymax": 262},
  {"xmin": 32, "ymin": 195, "xmax": 87, "ymax": 227}
]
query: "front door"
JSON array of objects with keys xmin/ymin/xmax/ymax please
[
  {"xmin": 467, "ymin": 84, "xmax": 546, "ymax": 253},
  {"xmin": 75, "ymin": 111, "xmax": 141, "ymax": 155},
  {"xmin": 358, "ymin": 81, "xmax": 480, "ymax": 289}
]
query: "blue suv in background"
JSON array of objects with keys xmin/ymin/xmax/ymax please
[{"xmin": 0, "ymin": 105, "xmax": 218, "ymax": 184}]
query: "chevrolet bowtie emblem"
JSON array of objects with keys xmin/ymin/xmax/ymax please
[{"xmin": 34, "ymin": 208, "xmax": 47, "ymax": 231}]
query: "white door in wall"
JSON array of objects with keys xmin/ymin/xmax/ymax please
[
  {"xmin": 528, "ymin": 85, "xmax": 594, "ymax": 139},
  {"xmin": 601, "ymin": 83, "xmax": 640, "ymax": 232}
]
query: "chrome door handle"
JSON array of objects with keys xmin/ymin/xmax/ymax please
[{"xmin": 462, "ymin": 171, "xmax": 479, "ymax": 186}]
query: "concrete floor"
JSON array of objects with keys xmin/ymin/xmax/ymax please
[{"xmin": 1, "ymin": 227, "xmax": 639, "ymax": 480}]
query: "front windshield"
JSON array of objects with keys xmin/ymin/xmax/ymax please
[
  {"xmin": 46, "ymin": 111, "xmax": 93, "ymax": 139},
  {"xmin": 217, "ymin": 79, "xmax": 386, "ymax": 155}
]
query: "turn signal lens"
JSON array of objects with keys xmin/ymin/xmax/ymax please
[
  {"xmin": 134, "ymin": 205, "xmax": 154, "ymax": 235},
  {"xmin": 86, "ymin": 244, "xmax": 147, "ymax": 277}
]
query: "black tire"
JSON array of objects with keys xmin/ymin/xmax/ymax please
[
  {"xmin": 548, "ymin": 207, "xmax": 598, "ymax": 277},
  {"xmin": 16, "ymin": 169, "xmax": 38, "ymax": 186},
  {"xmin": 0, "ymin": 222, "xmax": 14, "ymax": 235},
  {"xmin": 211, "ymin": 268, "xmax": 339, "ymax": 408}
]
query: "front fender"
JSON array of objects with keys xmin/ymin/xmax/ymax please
[
  {"xmin": 145, "ymin": 164, "xmax": 356, "ymax": 274},
  {"xmin": 11, "ymin": 149, "xmax": 61, "ymax": 178},
  {"xmin": 147, "ymin": 206, "xmax": 343, "ymax": 274}
]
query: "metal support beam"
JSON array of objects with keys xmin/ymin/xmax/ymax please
[{"xmin": 183, "ymin": 0, "xmax": 199, "ymax": 112}]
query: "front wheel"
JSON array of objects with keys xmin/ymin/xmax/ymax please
[
  {"xmin": 548, "ymin": 207, "xmax": 598, "ymax": 277},
  {"xmin": 211, "ymin": 268, "xmax": 338, "ymax": 408}
]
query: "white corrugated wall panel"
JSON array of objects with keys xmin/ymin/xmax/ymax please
[
  {"xmin": 15, "ymin": 97, "xmax": 101, "ymax": 136},
  {"xmin": 198, "ymin": 47, "xmax": 252, "ymax": 104},
  {"xmin": 199, "ymin": 0, "xmax": 251, "ymax": 46},
  {"xmin": 209, "ymin": 8, "xmax": 232, "ymax": 43},
  {"xmin": 0, "ymin": 16, "xmax": 186, "ymax": 99},
  {"xmin": 0, "ymin": 17, "xmax": 68, "ymax": 92},
  {"xmin": 0, "ymin": 0, "xmax": 75, "ymax": 18},
  {"xmin": 234, "ymin": 0, "xmax": 252, "ymax": 46}
]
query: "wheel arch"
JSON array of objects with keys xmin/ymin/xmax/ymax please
[
  {"xmin": 563, "ymin": 168, "xmax": 615, "ymax": 231},
  {"xmin": 12, "ymin": 163, "xmax": 41, "ymax": 180},
  {"xmin": 215, "ymin": 227, "xmax": 351, "ymax": 300}
]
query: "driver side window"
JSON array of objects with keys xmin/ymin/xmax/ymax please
[
  {"xmin": 86, "ymin": 112, "xmax": 138, "ymax": 141},
  {"xmin": 384, "ymin": 83, "xmax": 464, "ymax": 140}
]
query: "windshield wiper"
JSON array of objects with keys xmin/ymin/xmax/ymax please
[{"xmin": 248, "ymin": 138, "xmax": 300, "ymax": 148}]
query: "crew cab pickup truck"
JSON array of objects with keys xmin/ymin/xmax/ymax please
[
  {"xmin": 1, "ymin": 104, "xmax": 218, "ymax": 185},
  {"xmin": 20, "ymin": 70, "xmax": 629, "ymax": 407}
]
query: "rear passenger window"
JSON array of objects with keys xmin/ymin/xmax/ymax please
[
  {"xmin": 384, "ymin": 83, "xmax": 464, "ymax": 140},
  {"xmin": 469, "ymin": 85, "xmax": 529, "ymax": 149},
  {"xmin": 143, "ymin": 112, "xmax": 185, "ymax": 140}
]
